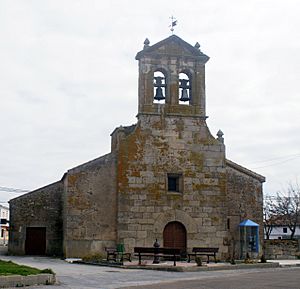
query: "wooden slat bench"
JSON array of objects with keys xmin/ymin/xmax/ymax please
[
  {"xmin": 187, "ymin": 247, "xmax": 219, "ymax": 263},
  {"xmin": 105, "ymin": 247, "xmax": 131, "ymax": 262},
  {"xmin": 134, "ymin": 247, "xmax": 181, "ymax": 266},
  {"xmin": 106, "ymin": 247, "xmax": 117, "ymax": 262}
]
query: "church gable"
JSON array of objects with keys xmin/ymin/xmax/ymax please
[{"xmin": 136, "ymin": 35, "xmax": 209, "ymax": 62}]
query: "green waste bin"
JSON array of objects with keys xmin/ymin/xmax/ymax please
[{"xmin": 117, "ymin": 243, "xmax": 124, "ymax": 253}]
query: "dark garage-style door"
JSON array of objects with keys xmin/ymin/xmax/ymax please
[
  {"xmin": 25, "ymin": 227, "xmax": 46, "ymax": 255},
  {"xmin": 163, "ymin": 221, "xmax": 187, "ymax": 253}
]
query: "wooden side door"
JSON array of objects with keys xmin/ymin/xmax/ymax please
[{"xmin": 25, "ymin": 227, "xmax": 46, "ymax": 255}]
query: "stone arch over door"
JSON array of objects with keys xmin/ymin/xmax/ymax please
[
  {"xmin": 152, "ymin": 209, "xmax": 198, "ymax": 250},
  {"xmin": 153, "ymin": 209, "xmax": 198, "ymax": 235},
  {"xmin": 163, "ymin": 221, "xmax": 187, "ymax": 252}
]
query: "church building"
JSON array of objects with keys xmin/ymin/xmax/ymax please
[{"xmin": 9, "ymin": 35, "xmax": 265, "ymax": 260}]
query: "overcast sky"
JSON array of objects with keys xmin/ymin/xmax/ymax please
[{"xmin": 1, "ymin": 0, "xmax": 300, "ymax": 206}]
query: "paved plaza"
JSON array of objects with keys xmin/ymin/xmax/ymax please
[{"xmin": 0, "ymin": 246, "xmax": 300, "ymax": 289}]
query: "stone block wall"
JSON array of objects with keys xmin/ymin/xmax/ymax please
[
  {"xmin": 8, "ymin": 181, "xmax": 63, "ymax": 256},
  {"xmin": 226, "ymin": 161, "xmax": 264, "ymax": 259},
  {"xmin": 264, "ymin": 239, "xmax": 300, "ymax": 259},
  {"xmin": 115, "ymin": 114, "xmax": 229, "ymax": 258},
  {"xmin": 63, "ymin": 153, "xmax": 117, "ymax": 258}
]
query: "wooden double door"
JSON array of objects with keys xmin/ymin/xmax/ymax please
[{"xmin": 163, "ymin": 221, "xmax": 187, "ymax": 253}]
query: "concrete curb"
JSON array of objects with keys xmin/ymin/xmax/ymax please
[
  {"xmin": 75, "ymin": 260, "xmax": 281, "ymax": 272},
  {"xmin": 0, "ymin": 273, "xmax": 56, "ymax": 288},
  {"xmin": 280, "ymin": 263, "xmax": 300, "ymax": 268},
  {"xmin": 123, "ymin": 262, "xmax": 281, "ymax": 272}
]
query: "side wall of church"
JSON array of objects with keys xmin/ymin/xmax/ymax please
[
  {"xmin": 8, "ymin": 181, "xmax": 63, "ymax": 256},
  {"xmin": 115, "ymin": 114, "xmax": 230, "ymax": 259},
  {"xmin": 63, "ymin": 153, "xmax": 117, "ymax": 258},
  {"xmin": 226, "ymin": 164, "xmax": 264, "ymax": 258}
]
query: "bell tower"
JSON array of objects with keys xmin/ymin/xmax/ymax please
[{"xmin": 135, "ymin": 35, "xmax": 209, "ymax": 119}]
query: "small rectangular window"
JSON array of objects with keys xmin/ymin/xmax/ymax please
[
  {"xmin": 167, "ymin": 173, "xmax": 182, "ymax": 193},
  {"xmin": 283, "ymin": 227, "xmax": 288, "ymax": 233}
]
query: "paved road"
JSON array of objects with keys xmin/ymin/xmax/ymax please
[
  {"xmin": 1, "ymin": 251, "xmax": 300, "ymax": 289},
  {"xmin": 121, "ymin": 267, "xmax": 300, "ymax": 289}
]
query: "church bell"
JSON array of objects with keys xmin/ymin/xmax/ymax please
[
  {"xmin": 154, "ymin": 86, "xmax": 165, "ymax": 101},
  {"xmin": 179, "ymin": 88, "xmax": 190, "ymax": 102},
  {"xmin": 179, "ymin": 79, "xmax": 190, "ymax": 102},
  {"xmin": 153, "ymin": 76, "xmax": 165, "ymax": 101}
]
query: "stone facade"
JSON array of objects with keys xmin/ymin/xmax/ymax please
[
  {"xmin": 9, "ymin": 181, "xmax": 63, "ymax": 256},
  {"xmin": 9, "ymin": 35, "xmax": 265, "ymax": 260},
  {"xmin": 63, "ymin": 153, "xmax": 117, "ymax": 257},
  {"xmin": 226, "ymin": 160, "xmax": 264, "ymax": 258},
  {"xmin": 113, "ymin": 115, "xmax": 228, "ymax": 255}
]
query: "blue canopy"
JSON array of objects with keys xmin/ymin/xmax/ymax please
[{"xmin": 239, "ymin": 219, "xmax": 259, "ymax": 227}]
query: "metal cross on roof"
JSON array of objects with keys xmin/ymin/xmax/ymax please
[{"xmin": 169, "ymin": 16, "xmax": 177, "ymax": 34}]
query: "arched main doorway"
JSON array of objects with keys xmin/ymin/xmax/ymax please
[{"xmin": 163, "ymin": 221, "xmax": 187, "ymax": 253}]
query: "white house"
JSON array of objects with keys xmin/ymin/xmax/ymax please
[
  {"xmin": 0, "ymin": 205, "xmax": 9, "ymax": 245},
  {"xmin": 268, "ymin": 225, "xmax": 300, "ymax": 240}
]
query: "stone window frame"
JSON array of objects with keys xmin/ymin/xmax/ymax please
[{"xmin": 167, "ymin": 173, "xmax": 183, "ymax": 194}]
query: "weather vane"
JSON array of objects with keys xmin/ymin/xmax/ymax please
[{"xmin": 169, "ymin": 16, "xmax": 177, "ymax": 34}]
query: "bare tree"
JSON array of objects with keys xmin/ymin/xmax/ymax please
[
  {"xmin": 269, "ymin": 183, "xmax": 300, "ymax": 240},
  {"xmin": 263, "ymin": 196, "xmax": 274, "ymax": 239}
]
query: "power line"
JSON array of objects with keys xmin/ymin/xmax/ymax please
[
  {"xmin": 264, "ymin": 195, "xmax": 277, "ymax": 200},
  {"xmin": 0, "ymin": 186, "xmax": 30, "ymax": 193},
  {"xmin": 248, "ymin": 153, "xmax": 300, "ymax": 165},
  {"xmin": 250, "ymin": 155, "xmax": 300, "ymax": 169}
]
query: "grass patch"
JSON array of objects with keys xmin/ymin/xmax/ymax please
[{"xmin": 0, "ymin": 260, "xmax": 54, "ymax": 276}]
